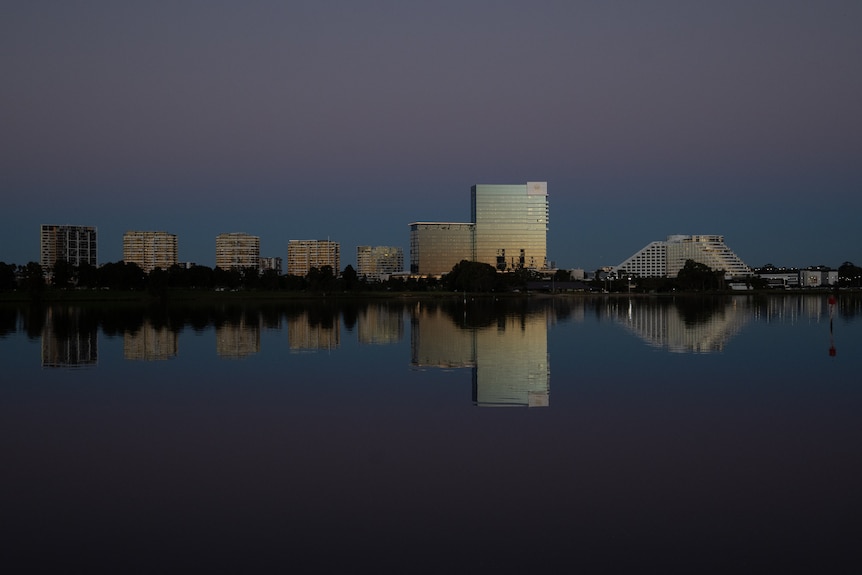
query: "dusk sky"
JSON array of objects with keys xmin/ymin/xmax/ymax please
[{"xmin": 2, "ymin": 1, "xmax": 860, "ymax": 271}]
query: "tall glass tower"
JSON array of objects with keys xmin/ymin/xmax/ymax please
[{"xmin": 471, "ymin": 182, "xmax": 548, "ymax": 271}]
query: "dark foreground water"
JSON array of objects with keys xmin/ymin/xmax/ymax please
[{"xmin": 1, "ymin": 294, "xmax": 861, "ymax": 573}]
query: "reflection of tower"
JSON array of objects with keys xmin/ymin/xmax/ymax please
[
  {"xmin": 473, "ymin": 315, "xmax": 550, "ymax": 407},
  {"xmin": 216, "ymin": 317, "xmax": 261, "ymax": 358},
  {"xmin": 124, "ymin": 320, "xmax": 178, "ymax": 361},
  {"xmin": 41, "ymin": 307, "xmax": 97, "ymax": 368},
  {"xmin": 615, "ymin": 298, "xmax": 750, "ymax": 353},
  {"xmin": 288, "ymin": 311, "xmax": 340, "ymax": 351},
  {"xmin": 410, "ymin": 303, "xmax": 549, "ymax": 407},
  {"xmin": 357, "ymin": 305, "xmax": 404, "ymax": 345},
  {"xmin": 410, "ymin": 305, "xmax": 475, "ymax": 368}
]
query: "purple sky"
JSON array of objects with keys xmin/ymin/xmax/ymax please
[{"xmin": 2, "ymin": 1, "xmax": 860, "ymax": 271}]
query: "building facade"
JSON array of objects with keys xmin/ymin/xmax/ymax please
[
  {"xmin": 409, "ymin": 222, "xmax": 474, "ymax": 276},
  {"xmin": 216, "ymin": 233, "xmax": 260, "ymax": 270},
  {"xmin": 40, "ymin": 224, "xmax": 97, "ymax": 269},
  {"xmin": 616, "ymin": 235, "xmax": 751, "ymax": 279},
  {"xmin": 287, "ymin": 240, "xmax": 340, "ymax": 276},
  {"xmin": 357, "ymin": 245, "xmax": 404, "ymax": 281},
  {"xmin": 259, "ymin": 257, "xmax": 283, "ymax": 274},
  {"xmin": 471, "ymin": 182, "xmax": 549, "ymax": 271},
  {"xmin": 123, "ymin": 231, "xmax": 178, "ymax": 273}
]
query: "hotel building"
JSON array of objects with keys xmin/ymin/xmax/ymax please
[
  {"xmin": 40, "ymin": 224, "xmax": 97, "ymax": 269},
  {"xmin": 287, "ymin": 240, "xmax": 340, "ymax": 276},
  {"xmin": 216, "ymin": 233, "xmax": 260, "ymax": 270},
  {"xmin": 409, "ymin": 181, "xmax": 549, "ymax": 276},
  {"xmin": 409, "ymin": 222, "xmax": 474, "ymax": 276},
  {"xmin": 123, "ymin": 231, "xmax": 178, "ymax": 273},
  {"xmin": 356, "ymin": 245, "xmax": 404, "ymax": 281},
  {"xmin": 616, "ymin": 235, "xmax": 751, "ymax": 279},
  {"xmin": 472, "ymin": 182, "xmax": 549, "ymax": 271}
]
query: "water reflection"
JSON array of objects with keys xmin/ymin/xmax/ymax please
[
  {"xmin": 2, "ymin": 294, "xmax": 859, "ymax": 369},
  {"xmin": 610, "ymin": 297, "xmax": 751, "ymax": 353},
  {"xmin": 287, "ymin": 309, "xmax": 340, "ymax": 351},
  {"xmin": 41, "ymin": 306, "xmax": 98, "ymax": 368},
  {"xmin": 215, "ymin": 315, "xmax": 261, "ymax": 359},
  {"xmin": 411, "ymin": 301, "xmax": 550, "ymax": 407},
  {"xmin": 124, "ymin": 319, "xmax": 178, "ymax": 361},
  {"xmin": 358, "ymin": 304, "xmax": 404, "ymax": 344}
]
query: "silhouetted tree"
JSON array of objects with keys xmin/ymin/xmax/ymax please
[
  {"xmin": 839, "ymin": 261, "xmax": 862, "ymax": 288},
  {"xmin": 675, "ymin": 260, "xmax": 724, "ymax": 291},
  {"xmin": 443, "ymin": 260, "xmax": 499, "ymax": 292},
  {"xmin": 0, "ymin": 261, "xmax": 16, "ymax": 290},
  {"xmin": 22, "ymin": 262, "xmax": 45, "ymax": 299},
  {"xmin": 98, "ymin": 261, "xmax": 146, "ymax": 290},
  {"xmin": 307, "ymin": 266, "xmax": 336, "ymax": 292},
  {"xmin": 51, "ymin": 259, "xmax": 75, "ymax": 288},
  {"xmin": 340, "ymin": 265, "xmax": 359, "ymax": 291},
  {"xmin": 77, "ymin": 262, "xmax": 99, "ymax": 288}
]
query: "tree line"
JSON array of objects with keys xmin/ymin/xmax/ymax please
[{"xmin": 3, "ymin": 259, "xmax": 861, "ymax": 296}]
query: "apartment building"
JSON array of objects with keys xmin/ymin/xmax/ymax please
[
  {"xmin": 287, "ymin": 240, "xmax": 340, "ymax": 276},
  {"xmin": 40, "ymin": 224, "xmax": 97, "ymax": 269},
  {"xmin": 123, "ymin": 231, "xmax": 178, "ymax": 273},
  {"xmin": 216, "ymin": 233, "xmax": 260, "ymax": 270}
]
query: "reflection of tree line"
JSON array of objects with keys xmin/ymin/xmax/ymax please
[
  {"xmin": 1, "ymin": 301, "xmax": 414, "ymax": 364},
  {"xmin": 4, "ymin": 295, "xmax": 859, "ymax": 365}
]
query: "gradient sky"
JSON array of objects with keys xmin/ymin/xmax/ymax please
[{"xmin": 2, "ymin": 1, "xmax": 860, "ymax": 271}]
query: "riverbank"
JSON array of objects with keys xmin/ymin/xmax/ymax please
[{"xmin": 0, "ymin": 286, "xmax": 850, "ymax": 304}]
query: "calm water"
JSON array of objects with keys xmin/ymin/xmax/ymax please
[{"xmin": 1, "ymin": 295, "xmax": 860, "ymax": 573}]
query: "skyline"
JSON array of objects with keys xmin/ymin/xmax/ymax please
[{"xmin": 3, "ymin": 1, "xmax": 861, "ymax": 270}]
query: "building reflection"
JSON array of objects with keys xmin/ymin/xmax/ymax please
[
  {"xmin": 411, "ymin": 303, "xmax": 549, "ymax": 407},
  {"xmin": 41, "ymin": 306, "xmax": 97, "ymax": 368},
  {"xmin": 357, "ymin": 304, "xmax": 404, "ymax": 345},
  {"xmin": 124, "ymin": 320, "xmax": 178, "ymax": 361},
  {"xmin": 216, "ymin": 316, "xmax": 261, "ymax": 359},
  {"xmin": 288, "ymin": 310, "xmax": 340, "ymax": 352},
  {"xmin": 613, "ymin": 298, "xmax": 750, "ymax": 353}
]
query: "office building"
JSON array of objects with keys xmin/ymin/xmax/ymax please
[
  {"xmin": 357, "ymin": 246, "xmax": 404, "ymax": 281},
  {"xmin": 287, "ymin": 240, "xmax": 340, "ymax": 276},
  {"xmin": 216, "ymin": 233, "xmax": 260, "ymax": 270},
  {"xmin": 409, "ymin": 222, "xmax": 474, "ymax": 276},
  {"xmin": 40, "ymin": 225, "xmax": 97, "ymax": 269},
  {"xmin": 123, "ymin": 231, "xmax": 178, "ymax": 273},
  {"xmin": 616, "ymin": 235, "xmax": 751, "ymax": 279},
  {"xmin": 472, "ymin": 182, "xmax": 549, "ymax": 271}
]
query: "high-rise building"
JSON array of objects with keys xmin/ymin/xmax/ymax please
[
  {"xmin": 409, "ymin": 222, "xmax": 474, "ymax": 276},
  {"xmin": 616, "ymin": 235, "xmax": 751, "ymax": 278},
  {"xmin": 123, "ymin": 231, "xmax": 178, "ymax": 273},
  {"xmin": 408, "ymin": 182, "xmax": 549, "ymax": 276},
  {"xmin": 40, "ymin": 225, "xmax": 97, "ymax": 269},
  {"xmin": 216, "ymin": 233, "xmax": 260, "ymax": 270},
  {"xmin": 471, "ymin": 182, "xmax": 548, "ymax": 271},
  {"xmin": 287, "ymin": 240, "xmax": 340, "ymax": 276},
  {"xmin": 356, "ymin": 245, "xmax": 404, "ymax": 281}
]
